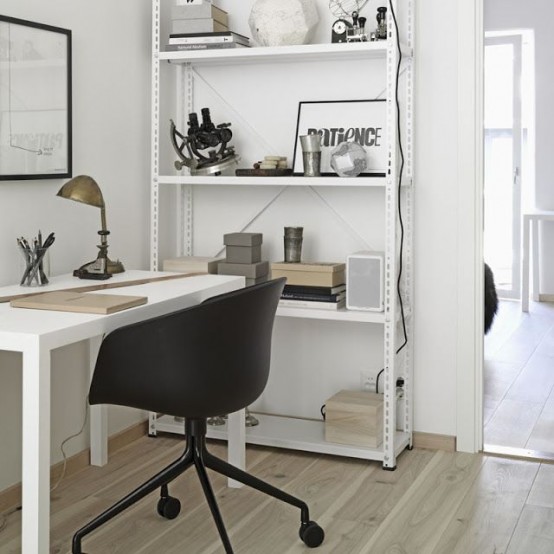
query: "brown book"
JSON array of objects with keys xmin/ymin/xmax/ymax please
[
  {"xmin": 271, "ymin": 269, "xmax": 346, "ymax": 287},
  {"xmin": 11, "ymin": 291, "xmax": 147, "ymax": 314}
]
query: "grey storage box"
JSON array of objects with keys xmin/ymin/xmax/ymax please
[
  {"xmin": 223, "ymin": 233, "xmax": 263, "ymax": 247},
  {"xmin": 226, "ymin": 244, "xmax": 262, "ymax": 264},
  {"xmin": 218, "ymin": 261, "xmax": 269, "ymax": 278},
  {"xmin": 246, "ymin": 275, "xmax": 269, "ymax": 287}
]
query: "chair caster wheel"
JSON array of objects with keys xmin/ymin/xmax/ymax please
[
  {"xmin": 299, "ymin": 521, "xmax": 324, "ymax": 548},
  {"xmin": 157, "ymin": 496, "xmax": 181, "ymax": 520}
]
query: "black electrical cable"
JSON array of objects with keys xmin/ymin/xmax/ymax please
[
  {"xmin": 389, "ymin": 0, "xmax": 408, "ymax": 355},
  {"xmin": 375, "ymin": 368, "xmax": 385, "ymax": 393}
]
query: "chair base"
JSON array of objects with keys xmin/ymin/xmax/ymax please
[{"xmin": 72, "ymin": 418, "xmax": 324, "ymax": 553}]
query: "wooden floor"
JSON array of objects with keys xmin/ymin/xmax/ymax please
[
  {"xmin": 2, "ymin": 434, "xmax": 554, "ymax": 553},
  {"xmin": 484, "ymin": 299, "xmax": 554, "ymax": 453}
]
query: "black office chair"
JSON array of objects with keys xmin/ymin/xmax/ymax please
[{"xmin": 72, "ymin": 278, "xmax": 324, "ymax": 553}]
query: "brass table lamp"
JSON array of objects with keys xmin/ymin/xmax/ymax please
[{"xmin": 57, "ymin": 175, "xmax": 124, "ymax": 279}]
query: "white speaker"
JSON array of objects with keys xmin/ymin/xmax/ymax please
[{"xmin": 346, "ymin": 251, "xmax": 384, "ymax": 311}]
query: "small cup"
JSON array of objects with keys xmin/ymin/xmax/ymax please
[{"xmin": 283, "ymin": 227, "xmax": 303, "ymax": 263}]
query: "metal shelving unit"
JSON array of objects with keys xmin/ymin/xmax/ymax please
[{"xmin": 149, "ymin": 0, "xmax": 414, "ymax": 470}]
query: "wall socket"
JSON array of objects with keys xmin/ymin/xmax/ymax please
[{"xmin": 360, "ymin": 370, "xmax": 377, "ymax": 393}]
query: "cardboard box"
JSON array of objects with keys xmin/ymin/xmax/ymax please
[
  {"xmin": 162, "ymin": 256, "xmax": 222, "ymax": 274},
  {"xmin": 226, "ymin": 244, "xmax": 262, "ymax": 264},
  {"xmin": 325, "ymin": 390, "xmax": 383, "ymax": 448},
  {"xmin": 224, "ymin": 232, "xmax": 263, "ymax": 247},
  {"xmin": 171, "ymin": 18, "xmax": 229, "ymax": 34},
  {"xmin": 218, "ymin": 260, "xmax": 269, "ymax": 278},
  {"xmin": 172, "ymin": 4, "xmax": 229, "ymax": 27}
]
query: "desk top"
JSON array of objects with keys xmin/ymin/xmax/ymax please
[
  {"xmin": 0, "ymin": 270, "xmax": 244, "ymax": 350},
  {"xmin": 523, "ymin": 210, "xmax": 554, "ymax": 220}
]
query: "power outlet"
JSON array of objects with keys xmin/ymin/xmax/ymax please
[{"xmin": 360, "ymin": 371, "xmax": 377, "ymax": 393}]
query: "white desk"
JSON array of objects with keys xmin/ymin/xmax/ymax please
[
  {"xmin": 0, "ymin": 270, "xmax": 244, "ymax": 554},
  {"xmin": 521, "ymin": 210, "xmax": 554, "ymax": 312}
]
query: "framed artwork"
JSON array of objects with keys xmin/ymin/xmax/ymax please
[
  {"xmin": 292, "ymin": 99, "xmax": 386, "ymax": 177},
  {"xmin": 0, "ymin": 14, "xmax": 72, "ymax": 180}
]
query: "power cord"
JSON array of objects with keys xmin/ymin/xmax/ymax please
[
  {"xmin": 50, "ymin": 396, "xmax": 90, "ymax": 493},
  {"xmin": 389, "ymin": 0, "xmax": 408, "ymax": 355}
]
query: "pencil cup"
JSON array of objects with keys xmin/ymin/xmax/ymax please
[{"xmin": 284, "ymin": 226, "xmax": 303, "ymax": 263}]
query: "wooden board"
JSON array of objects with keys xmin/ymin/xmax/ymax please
[
  {"xmin": 0, "ymin": 271, "xmax": 205, "ymax": 304},
  {"xmin": 10, "ymin": 291, "xmax": 148, "ymax": 314}
]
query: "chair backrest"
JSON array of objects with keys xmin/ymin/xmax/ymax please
[{"xmin": 89, "ymin": 278, "xmax": 286, "ymax": 419}]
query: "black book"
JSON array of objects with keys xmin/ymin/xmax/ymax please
[
  {"xmin": 283, "ymin": 284, "xmax": 346, "ymax": 296},
  {"xmin": 281, "ymin": 292, "xmax": 345, "ymax": 303}
]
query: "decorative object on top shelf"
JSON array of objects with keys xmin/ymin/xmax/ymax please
[
  {"xmin": 330, "ymin": 141, "xmax": 368, "ymax": 177},
  {"xmin": 299, "ymin": 132, "xmax": 322, "ymax": 177},
  {"xmin": 284, "ymin": 226, "xmax": 303, "ymax": 263},
  {"xmin": 248, "ymin": 0, "xmax": 319, "ymax": 47},
  {"xmin": 329, "ymin": 0, "xmax": 369, "ymax": 43},
  {"xmin": 374, "ymin": 6, "xmax": 387, "ymax": 40},
  {"xmin": 292, "ymin": 99, "xmax": 386, "ymax": 176},
  {"xmin": 170, "ymin": 107, "xmax": 238, "ymax": 176},
  {"xmin": 56, "ymin": 175, "xmax": 124, "ymax": 280}
]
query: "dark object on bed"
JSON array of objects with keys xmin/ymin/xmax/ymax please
[{"xmin": 484, "ymin": 263, "xmax": 498, "ymax": 334}]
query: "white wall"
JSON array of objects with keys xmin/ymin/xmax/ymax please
[
  {"xmin": 0, "ymin": 0, "xmax": 151, "ymax": 491},
  {"xmin": 0, "ymin": 0, "xmax": 474, "ymax": 493},
  {"xmin": 485, "ymin": 0, "xmax": 554, "ymax": 294}
]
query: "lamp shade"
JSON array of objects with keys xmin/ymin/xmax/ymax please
[{"xmin": 56, "ymin": 175, "xmax": 105, "ymax": 208}]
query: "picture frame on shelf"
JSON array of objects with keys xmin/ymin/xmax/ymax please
[
  {"xmin": 292, "ymin": 99, "xmax": 386, "ymax": 177},
  {"xmin": 0, "ymin": 15, "xmax": 72, "ymax": 181}
]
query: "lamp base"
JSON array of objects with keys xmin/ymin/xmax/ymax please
[{"xmin": 73, "ymin": 256, "xmax": 124, "ymax": 280}]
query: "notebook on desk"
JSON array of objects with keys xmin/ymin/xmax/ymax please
[{"xmin": 10, "ymin": 291, "xmax": 148, "ymax": 314}]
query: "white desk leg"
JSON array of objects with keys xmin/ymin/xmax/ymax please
[
  {"xmin": 227, "ymin": 409, "xmax": 245, "ymax": 489},
  {"xmin": 21, "ymin": 342, "xmax": 51, "ymax": 554},
  {"xmin": 89, "ymin": 335, "xmax": 108, "ymax": 466},
  {"xmin": 532, "ymin": 218, "xmax": 540, "ymax": 302},
  {"xmin": 522, "ymin": 215, "xmax": 530, "ymax": 312}
]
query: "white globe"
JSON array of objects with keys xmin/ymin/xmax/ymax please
[{"xmin": 330, "ymin": 141, "xmax": 368, "ymax": 177}]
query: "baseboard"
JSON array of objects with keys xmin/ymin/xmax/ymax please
[
  {"xmin": 412, "ymin": 431, "xmax": 456, "ymax": 452},
  {"xmin": 0, "ymin": 420, "xmax": 149, "ymax": 514},
  {"xmin": 539, "ymin": 294, "xmax": 554, "ymax": 303}
]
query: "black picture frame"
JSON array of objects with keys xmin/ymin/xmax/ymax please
[
  {"xmin": 0, "ymin": 14, "xmax": 72, "ymax": 181},
  {"xmin": 292, "ymin": 99, "xmax": 386, "ymax": 177}
]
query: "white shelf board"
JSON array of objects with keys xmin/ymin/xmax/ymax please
[
  {"xmin": 154, "ymin": 413, "xmax": 411, "ymax": 462},
  {"xmin": 159, "ymin": 41, "xmax": 412, "ymax": 67},
  {"xmin": 156, "ymin": 175, "xmax": 389, "ymax": 187},
  {"xmin": 276, "ymin": 305, "xmax": 386, "ymax": 323}
]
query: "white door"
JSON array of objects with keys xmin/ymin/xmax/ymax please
[{"xmin": 484, "ymin": 34, "xmax": 523, "ymax": 299}]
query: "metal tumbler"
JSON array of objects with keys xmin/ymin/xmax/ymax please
[{"xmin": 284, "ymin": 226, "xmax": 303, "ymax": 262}]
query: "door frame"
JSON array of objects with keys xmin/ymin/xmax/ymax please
[{"xmin": 456, "ymin": 0, "xmax": 484, "ymax": 453}]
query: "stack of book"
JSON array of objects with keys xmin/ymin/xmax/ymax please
[
  {"xmin": 271, "ymin": 262, "xmax": 347, "ymax": 310},
  {"xmin": 166, "ymin": 1, "xmax": 250, "ymax": 51},
  {"xmin": 165, "ymin": 31, "xmax": 250, "ymax": 51}
]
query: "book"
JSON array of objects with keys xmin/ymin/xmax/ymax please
[
  {"xmin": 171, "ymin": 18, "xmax": 229, "ymax": 35},
  {"xmin": 281, "ymin": 292, "xmax": 346, "ymax": 303},
  {"xmin": 165, "ymin": 42, "xmax": 250, "ymax": 51},
  {"xmin": 271, "ymin": 261, "xmax": 346, "ymax": 273},
  {"xmin": 162, "ymin": 256, "xmax": 223, "ymax": 274},
  {"xmin": 168, "ymin": 31, "xmax": 250, "ymax": 45},
  {"xmin": 10, "ymin": 291, "xmax": 147, "ymax": 314},
  {"xmin": 271, "ymin": 269, "xmax": 346, "ymax": 287},
  {"xmin": 283, "ymin": 284, "xmax": 346, "ymax": 295},
  {"xmin": 278, "ymin": 298, "xmax": 346, "ymax": 310}
]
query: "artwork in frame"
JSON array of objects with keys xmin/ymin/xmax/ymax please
[
  {"xmin": 292, "ymin": 99, "xmax": 386, "ymax": 177},
  {"xmin": 0, "ymin": 14, "xmax": 72, "ymax": 180}
]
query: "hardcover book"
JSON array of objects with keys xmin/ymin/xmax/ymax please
[
  {"xmin": 283, "ymin": 284, "xmax": 346, "ymax": 295},
  {"xmin": 278, "ymin": 298, "xmax": 346, "ymax": 310},
  {"xmin": 171, "ymin": 18, "xmax": 229, "ymax": 35},
  {"xmin": 271, "ymin": 269, "xmax": 346, "ymax": 287},
  {"xmin": 165, "ymin": 42, "xmax": 249, "ymax": 51},
  {"xmin": 271, "ymin": 261, "xmax": 346, "ymax": 273}
]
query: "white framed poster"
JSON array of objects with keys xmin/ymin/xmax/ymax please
[
  {"xmin": 0, "ymin": 14, "xmax": 72, "ymax": 180},
  {"xmin": 292, "ymin": 99, "xmax": 386, "ymax": 177}
]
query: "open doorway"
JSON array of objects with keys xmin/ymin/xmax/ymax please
[{"xmin": 482, "ymin": 26, "xmax": 554, "ymax": 457}]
